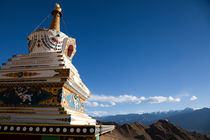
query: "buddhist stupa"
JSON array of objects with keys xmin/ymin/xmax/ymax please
[{"xmin": 0, "ymin": 4, "xmax": 114, "ymax": 140}]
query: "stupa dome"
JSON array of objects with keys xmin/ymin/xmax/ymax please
[{"xmin": 27, "ymin": 4, "xmax": 76, "ymax": 60}]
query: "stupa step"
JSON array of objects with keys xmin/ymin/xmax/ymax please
[
  {"xmin": 0, "ymin": 106, "xmax": 63, "ymax": 111},
  {"xmin": 0, "ymin": 110, "xmax": 96, "ymax": 125},
  {"xmin": 0, "ymin": 109, "xmax": 66, "ymax": 115},
  {"xmin": 0, "ymin": 117, "xmax": 70, "ymax": 124},
  {"xmin": 0, "ymin": 113, "xmax": 70, "ymax": 123},
  {"xmin": 0, "ymin": 69, "xmax": 69, "ymax": 79}
]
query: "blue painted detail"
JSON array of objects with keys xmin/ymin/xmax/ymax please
[
  {"xmin": 57, "ymin": 89, "xmax": 62, "ymax": 103},
  {"xmin": 0, "ymin": 87, "xmax": 51, "ymax": 105},
  {"xmin": 65, "ymin": 93, "xmax": 82, "ymax": 111},
  {"xmin": 17, "ymin": 72, "xmax": 23, "ymax": 78},
  {"xmin": 68, "ymin": 117, "xmax": 71, "ymax": 122},
  {"xmin": 56, "ymin": 34, "xmax": 60, "ymax": 37}
]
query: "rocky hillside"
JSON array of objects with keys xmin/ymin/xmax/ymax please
[{"xmin": 100, "ymin": 120, "xmax": 209, "ymax": 140}]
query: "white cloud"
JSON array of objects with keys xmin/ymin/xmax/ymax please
[
  {"xmin": 190, "ymin": 96, "xmax": 197, "ymax": 101},
  {"xmin": 92, "ymin": 102, "xmax": 99, "ymax": 107},
  {"xmin": 89, "ymin": 94, "xmax": 142, "ymax": 104},
  {"xmin": 84, "ymin": 101, "xmax": 111, "ymax": 107},
  {"xmin": 100, "ymin": 104, "xmax": 110, "ymax": 107},
  {"xmin": 169, "ymin": 96, "xmax": 181, "ymax": 102},
  {"xmin": 145, "ymin": 96, "xmax": 168, "ymax": 104},
  {"xmin": 144, "ymin": 96, "xmax": 180, "ymax": 104},
  {"xmin": 110, "ymin": 102, "xmax": 116, "ymax": 106},
  {"xmin": 85, "ymin": 111, "xmax": 108, "ymax": 116},
  {"xmin": 85, "ymin": 94, "xmax": 181, "ymax": 107}
]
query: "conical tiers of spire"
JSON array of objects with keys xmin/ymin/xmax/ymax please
[{"xmin": 49, "ymin": 3, "xmax": 62, "ymax": 31}]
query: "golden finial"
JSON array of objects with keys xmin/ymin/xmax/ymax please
[
  {"xmin": 49, "ymin": 3, "xmax": 62, "ymax": 31},
  {"xmin": 54, "ymin": 3, "xmax": 62, "ymax": 12}
]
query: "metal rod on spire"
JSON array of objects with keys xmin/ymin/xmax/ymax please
[{"xmin": 49, "ymin": 3, "xmax": 62, "ymax": 31}]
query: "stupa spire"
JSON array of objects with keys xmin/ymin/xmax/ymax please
[{"xmin": 49, "ymin": 3, "xmax": 62, "ymax": 31}]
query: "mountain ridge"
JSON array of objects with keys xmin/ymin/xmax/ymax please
[
  {"xmin": 95, "ymin": 107, "xmax": 210, "ymax": 134},
  {"xmin": 100, "ymin": 120, "xmax": 210, "ymax": 140}
]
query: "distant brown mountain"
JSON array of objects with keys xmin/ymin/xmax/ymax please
[{"xmin": 100, "ymin": 120, "xmax": 209, "ymax": 140}]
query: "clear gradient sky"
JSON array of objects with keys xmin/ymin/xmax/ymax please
[{"xmin": 1, "ymin": 0, "xmax": 210, "ymax": 116}]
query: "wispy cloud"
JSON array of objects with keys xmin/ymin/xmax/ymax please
[
  {"xmin": 85, "ymin": 110, "xmax": 108, "ymax": 116},
  {"xmin": 190, "ymin": 96, "xmax": 198, "ymax": 101},
  {"xmin": 85, "ymin": 101, "xmax": 111, "ymax": 107},
  {"xmin": 85, "ymin": 94, "xmax": 181, "ymax": 107},
  {"xmin": 146, "ymin": 96, "xmax": 180, "ymax": 104}
]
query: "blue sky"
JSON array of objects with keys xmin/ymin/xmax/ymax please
[{"xmin": 1, "ymin": 0, "xmax": 210, "ymax": 116}]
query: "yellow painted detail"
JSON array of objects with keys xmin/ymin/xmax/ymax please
[
  {"xmin": 42, "ymin": 87, "xmax": 61, "ymax": 95},
  {"xmin": 39, "ymin": 87, "xmax": 62, "ymax": 105},
  {"xmin": 0, "ymin": 88, "xmax": 7, "ymax": 92}
]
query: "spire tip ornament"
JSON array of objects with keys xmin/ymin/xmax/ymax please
[
  {"xmin": 54, "ymin": 3, "xmax": 62, "ymax": 12},
  {"xmin": 49, "ymin": 3, "xmax": 62, "ymax": 31}
]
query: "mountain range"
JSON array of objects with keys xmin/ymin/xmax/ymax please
[
  {"xmin": 95, "ymin": 107, "xmax": 210, "ymax": 134},
  {"xmin": 100, "ymin": 120, "xmax": 209, "ymax": 140}
]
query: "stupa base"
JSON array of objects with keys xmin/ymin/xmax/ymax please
[{"xmin": 0, "ymin": 106, "xmax": 114, "ymax": 139}]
